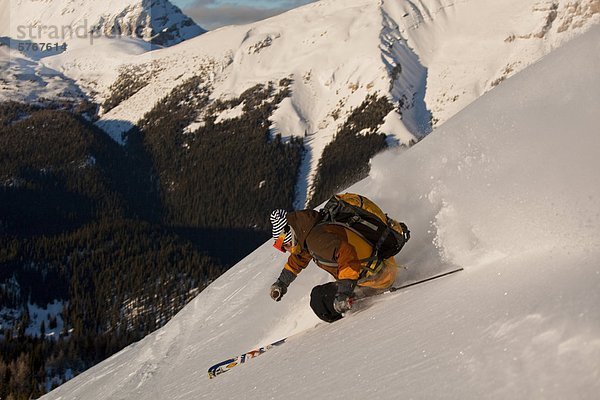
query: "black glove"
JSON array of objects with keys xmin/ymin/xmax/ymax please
[
  {"xmin": 333, "ymin": 279, "xmax": 356, "ymax": 314},
  {"xmin": 270, "ymin": 269, "xmax": 296, "ymax": 302},
  {"xmin": 399, "ymin": 222, "xmax": 410, "ymax": 241},
  {"xmin": 270, "ymin": 280, "xmax": 287, "ymax": 301}
]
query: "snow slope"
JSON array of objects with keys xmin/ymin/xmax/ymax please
[
  {"xmin": 43, "ymin": 24, "xmax": 600, "ymax": 400},
  {"xmin": 0, "ymin": 0, "xmax": 204, "ymax": 102},
  {"xmin": 0, "ymin": 42, "xmax": 86, "ymax": 103}
]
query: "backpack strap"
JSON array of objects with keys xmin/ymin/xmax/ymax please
[
  {"xmin": 320, "ymin": 200, "xmax": 341, "ymax": 223},
  {"xmin": 373, "ymin": 225, "xmax": 391, "ymax": 255},
  {"xmin": 319, "ymin": 221, "xmax": 372, "ymax": 245},
  {"xmin": 358, "ymin": 258, "xmax": 385, "ymax": 281},
  {"xmin": 309, "ymin": 250, "xmax": 380, "ymax": 269}
]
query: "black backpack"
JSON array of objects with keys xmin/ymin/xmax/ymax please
[{"xmin": 318, "ymin": 193, "xmax": 410, "ymax": 262}]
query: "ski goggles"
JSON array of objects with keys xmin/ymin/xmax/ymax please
[{"xmin": 273, "ymin": 225, "xmax": 292, "ymax": 253}]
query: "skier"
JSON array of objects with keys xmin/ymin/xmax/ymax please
[{"xmin": 269, "ymin": 207, "xmax": 400, "ymax": 322}]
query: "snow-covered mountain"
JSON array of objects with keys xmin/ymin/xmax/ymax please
[
  {"xmin": 0, "ymin": 0, "xmax": 204, "ymax": 103},
  {"xmin": 14, "ymin": 0, "xmax": 599, "ymax": 206},
  {"xmin": 2, "ymin": 0, "xmax": 204, "ymax": 46},
  {"xmin": 1, "ymin": 0, "xmax": 598, "ymax": 206},
  {"xmin": 42, "ymin": 24, "xmax": 600, "ymax": 400}
]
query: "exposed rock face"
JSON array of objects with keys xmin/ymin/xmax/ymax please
[{"xmin": 88, "ymin": 0, "xmax": 206, "ymax": 46}]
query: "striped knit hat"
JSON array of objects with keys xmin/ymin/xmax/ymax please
[{"xmin": 270, "ymin": 209, "xmax": 293, "ymax": 244}]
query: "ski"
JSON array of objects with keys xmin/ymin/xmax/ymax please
[
  {"xmin": 207, "ymin": 267, "xmax": 463, "ymax": 379},
  {"xmin": 208, "ymin": 337, "xmax": 287, "ymax": 379}
]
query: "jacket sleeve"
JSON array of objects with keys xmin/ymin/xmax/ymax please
[
  {"xmin": 284, "ymin": 249, "xmax": 313, "ymax": 276},
  {"xmin": 335, "ymin": 241, "xmax": 362, "ymax": 281}
]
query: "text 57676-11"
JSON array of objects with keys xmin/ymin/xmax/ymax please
[{"xmin": 18, "ymin": 42, "xmax": 67, "ymax": 52}]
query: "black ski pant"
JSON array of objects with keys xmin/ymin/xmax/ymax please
[{"xmin": 310, "ymin": 282, "xmax": 343, "ymax": 323}]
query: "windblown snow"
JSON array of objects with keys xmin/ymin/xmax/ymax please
[{"xmin": 43, "ymin": 25, "xmax": 600, "ymax": 400}]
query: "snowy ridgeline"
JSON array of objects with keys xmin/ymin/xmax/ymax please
[{"xmin": 43, "ymin": 25, "xmax": 600, "ymax": 400}]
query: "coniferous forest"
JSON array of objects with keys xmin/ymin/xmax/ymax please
[
  {"xmin": 0, "ymin": 79, "xmax": 395, "ymax": 398},
  {"xmin": 309, "ymin": 94, "xmax": 393, "ymax": 207}
]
